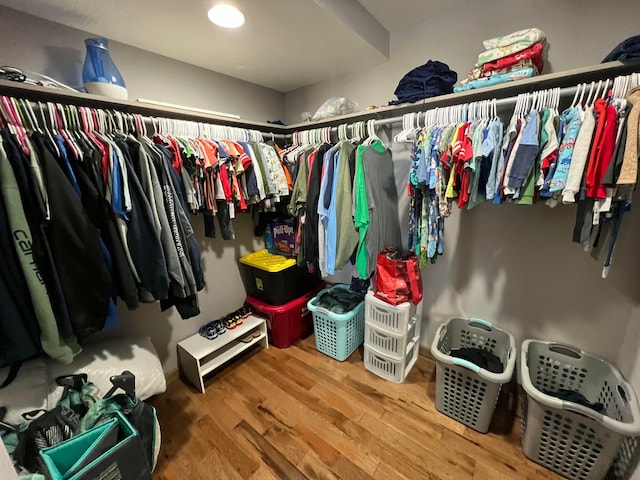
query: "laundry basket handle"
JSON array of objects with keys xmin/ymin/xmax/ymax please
[
  {"xmin": 469, "ymin": 318, "xmax": 492, "ymax": 330},
  {"xmin": 548, "ymin": 343, "xmax": 582, "ymax": 359},
  {"xmin": 452, "ymin": 358, "xmax": 481, "ymax": 373}
]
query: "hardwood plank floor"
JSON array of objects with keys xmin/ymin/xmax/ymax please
[{"xmin": 149, "ymin": 335, "xmax": 561, "ymax": 480}]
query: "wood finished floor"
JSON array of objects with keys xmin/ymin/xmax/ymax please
[{"xmin": 149, "ymin": 336, "xmax": 561, "ymax": 480}]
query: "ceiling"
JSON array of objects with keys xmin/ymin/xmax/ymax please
[{"xmin": 0, "ymin": 0, "xmax": 461, "ymax": 92}]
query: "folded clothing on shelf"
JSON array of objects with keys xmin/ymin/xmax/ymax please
[
  {"xmin": 389, "ymin": 60, "xmax": 457, "ymax": 105},
  {"xmin": 461, "ymin": 59, "xmax": 539, "ymax": 86},
  {"xmin": 481, "ymin": 42, "xmax": 545, "ymax": 75},
  {"xmin": 482, "ymin": 27, "xmax": 545, "ymax": 51},
  {"xmin": 454, "ymin": 67, "xmax": 537, "ymax": 92},
  {"xmin": 455, "ymin": 28, "xmax": 547, "ymax": 93},
  {"xmin": 478, "ymin": 28, "xmax": 546, "ymax": 66},
  {"xmin": 602, "ymin": 34, "xmax": 640, "ymax": 62}
]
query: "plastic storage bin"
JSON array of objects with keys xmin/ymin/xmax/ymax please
[
  {"xmin": 520, "ymin": 340, "xmax": 640, "ymax": 480},
  {"xmin": 365, "ymin": 291, "xmax": 416, "ymax": 334},
  {"xmin": 307, "ymin": 285, "xmax": 365, "ymax": 361},
  {"xmin": 239, "ymin": 250, "xmax": 320, "ymax": 306},
  {"xmin": 365, "ymin": 317, "xmax": 418, "ymax": 359},
  {"xmin": 245, "ymin": 283, "xmax": 324, "ymax": 348},
  {"xmin": 430, "ymin": 317, "xmax": 516, "ymax": 433},
  {"xmin": 364, "ymin": 340, "xmax": 420, "ymax": 383}
]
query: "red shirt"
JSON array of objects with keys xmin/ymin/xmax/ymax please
[{"xmin": 585, "ymin": 99, "xmax": 618, "ymax": 199}]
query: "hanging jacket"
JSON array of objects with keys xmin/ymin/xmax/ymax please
[
  {"xmin": 0, "ymin": 134, "xmax": 79, "ymax": 364},
  {"xmin": 304, "ymin": 143, "xmax": 330, "ymax": 266},
  {"xmin": 32, "ymin": 133, "xmax": 112, "ymax": 338},
  {"xmin": 139, "ymin": 137, "xmax": 188, "ymax": 299},
  {"xmin": 115, "ymin": 138, "xmax": 170, "ymax": 301},
  {"xmin": 162, "ymin": 145, "xmax": 205, "ymax": 292},
  {"xmin": 1, "ymin": 130, "xmax": 78, "ymax": 340},
  {"xmin": 0, "ymin": 186, "xmax": 40, "ymax": 367},
  {"xmin": 74, "ymin": 140, "xmax": 139, "ymax": 310}
]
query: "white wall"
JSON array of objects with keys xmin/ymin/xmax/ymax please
[
  {"xmin": 285, "ymin": 0, "xmax": 640, "ymax": 363},
  {"xmin": 285, "ymin": 0, "xmax": 640, "ymax": 123},
  {"xmin": 289, "ymin": 3, "xmax": 640, "ymax": 473},
  {"xmin": 0, "ymin": 7, "xmax": 285, "ymax": 122},
  {"xmin": 0, "ymin": 7, "xmax": 282, "ymax": 372}
]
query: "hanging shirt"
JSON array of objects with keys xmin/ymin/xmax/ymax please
[
  {"xmin": 506, "ymin": 109, "xmax": 540, "ymax": 194},
  {"xmin": 562, "ymin": 106, "xmax": 597, "ymax": 203},
  {"xmin": 334, "ymin": 141, "xmax": 359, "ymax": 271},
  {"xmin": 362, "ymin": 142, "xmax": 401, "ymax": 277},
  {"xmin": 484, "ymin": 119, "xmax": 504, "ymax": 200},
  {"xmin": 585, "ymin": 99, "xmax": 619, "ymax": 199},
  {"xmin": 325, "ymin": 148, "xmax": 341, "ymax": 275},
  {"xmin": 353, "ymin": 144, "xmax": 369, "ymax": 279},
  {"xmin": 549, "ymin": 107, "xmax": 583, "ymax": 193}
]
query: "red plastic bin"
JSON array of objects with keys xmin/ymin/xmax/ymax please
[{"xmin": 246, "ymin": 283, "xmax": 324, "ymax": 348}]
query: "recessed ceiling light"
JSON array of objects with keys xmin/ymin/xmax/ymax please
[{"xmin": 208, "ymin": 4, "xmax": 245, "ymax": 29}]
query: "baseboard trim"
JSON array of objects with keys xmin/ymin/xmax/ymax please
[
  {"xmin": 418, "ymin": 344, "xmax": 432, "ymax": 359},
  {"xmin": 164, "ymin": 368, "xmax": 179, "ymax": 385}
]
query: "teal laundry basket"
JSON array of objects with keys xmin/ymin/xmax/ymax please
[{"xmin": 307, "ymin": 285, "xmax": 365, "ymax": 361}]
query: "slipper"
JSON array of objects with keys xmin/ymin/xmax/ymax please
[{"xmin": 238, "ymin": 334, "xmax": 254, "ymax": 344}]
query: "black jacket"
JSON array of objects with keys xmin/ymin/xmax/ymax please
[
  {"xmin": 32, "ymin": 134, "xmax": 112, "ymax": 338},
  {"xmin": 115, "ymin": 138, "xmax": 169, "ymax": 301}
]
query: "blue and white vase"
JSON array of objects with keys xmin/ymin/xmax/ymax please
[{"xmin": 82, "ymin": 37, "xmax": 128, "ymax": 100}]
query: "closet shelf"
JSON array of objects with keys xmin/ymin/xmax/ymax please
[
  {"xmin": 1, "ymin": 62, "xmax": 638, "ymax": 136},
  {"xmin": 0, "ymin": 78, "xmax": 288, "ymax": 132},
  {"xmin": 286, "ymin": 61, "xmax": 640, "ymax": 130}
]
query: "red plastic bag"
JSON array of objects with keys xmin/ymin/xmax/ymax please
[{"xmin": 373, "ymin": 247, "xmax": 423, "ymax": 306}]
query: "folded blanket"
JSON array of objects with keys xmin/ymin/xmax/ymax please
[
  {"xmin": 483, "ymin": 28, "xmax": 545, "ymax": 50},
  {"xmin": 482, "ymin": 42, "xmax": 545, "ymax": 74},
  {"xmin": 454, "ymin": 67, "xmax": 536, "ymax": 92},
  {"xmin": 461, "ymin": 60, "xmax": 539, "ymax": 86},
  {"xmin": 478, "ymin": 37, "xmax": 542, "ymax": 66}
]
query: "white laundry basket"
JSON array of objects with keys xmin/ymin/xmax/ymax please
[
  {"xmin": 520, "ymin": 340, "xmax": 640, "ymax": 480},
  {"xmin": 430, "ymin": 317, "xmax": 516, "ymax": 433}
]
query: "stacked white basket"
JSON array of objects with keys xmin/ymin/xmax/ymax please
[{"xmin": 363, "ymin": 291, "xmax": 420, "ymax": 383}]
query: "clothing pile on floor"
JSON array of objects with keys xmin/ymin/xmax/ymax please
[{"xmin": 455, "ymin": 28, "xmax": 547, "ymax": 92}]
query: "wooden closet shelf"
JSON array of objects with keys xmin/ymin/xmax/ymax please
[
  {"xmin": 0, "ymin": 78, "xmax": 288, "ymax": 132},
  {"xmin": 1, "ymin": 61, "xmax": 638, "ymax": 135}
]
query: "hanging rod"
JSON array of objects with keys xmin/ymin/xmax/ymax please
[{"xmin": 331, "ymin": 84, "xmax": 584, "ymax": 131}]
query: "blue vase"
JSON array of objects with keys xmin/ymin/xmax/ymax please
[{"xmin": 82, "ymin": 37, "xmax": 128, "ymax": 99}]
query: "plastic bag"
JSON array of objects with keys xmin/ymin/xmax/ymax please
[{"xmin": 311, "ymin": 97, "xmax": 358, "ymax": 121}]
